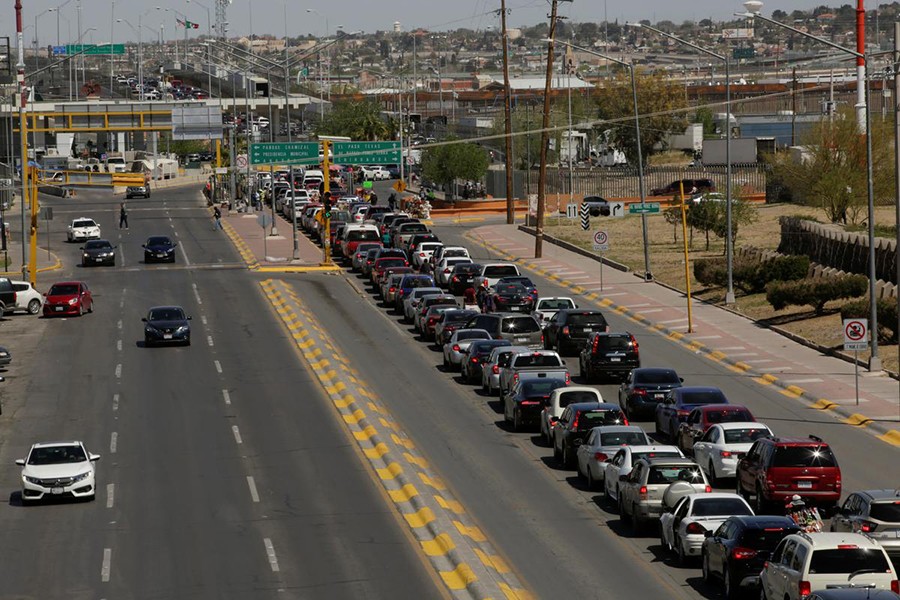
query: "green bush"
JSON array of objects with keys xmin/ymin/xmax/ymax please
[
  {"xmin": 840, "ymin": 297, "xmax": 899, "ymax": 342},
  {"xmin": 693, "ymin": 258, "xmax": 727, "ymax": 287},
  {"xmin": 766, "ymin": 274, "xmax": 868, "ymax": 314},
  {"xmin": 695, "ymin": 255, "xmax": 809, "ymax": 293}
]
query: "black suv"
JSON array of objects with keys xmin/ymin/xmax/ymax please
[
  {"xmin": 701, "ymin": 515, "xmax": 800, "ymax": 599},
  {"xmin": 579, "ymin": 332, "xmax": 640, "ymax": 383},
  {"xmin": 618, "ymin": 367, "xmax": 684, "ymax": 421},
  {"xmin": 544, "ymin": 309, "xmax": 609, "ymax": 355}
]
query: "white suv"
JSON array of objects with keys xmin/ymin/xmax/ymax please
[{"xmin": 760, "ymin": 532, "xmax": 898, "ymax": 600}]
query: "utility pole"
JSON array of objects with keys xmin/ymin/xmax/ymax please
[
  {"xmin": 499, "ymin": 0, "xmax": 515, "ymax": 224},
  {"xmin": 15, "ymin": 0, "xmax": 30, "ymax": 282},
  {"xmin": 535, "ymin": 0, "xmax": 568, "ymax": 258}
]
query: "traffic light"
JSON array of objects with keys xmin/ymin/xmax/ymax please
[
  {"xmin": 589, "ymin": 205, "xmax": 611, "ymax": 217},
  {"xmin": 323, "ymin": 192, "xmax": 332, "ymax": 219}
]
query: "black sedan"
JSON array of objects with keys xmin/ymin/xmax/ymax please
[
  {"xmin": 617, "ymin": 367, "xmax": 683, "ymax": 421},
  {"xmin": 495, "ymin": 276, "xmax": 539, "ymax": 301},
  {"xmin": 80, "ymin": 239, "xmax": 117, "ymax": 266},
  {"xmin": 0, "ymin": 345, "xmax": 11, "ymax": 367},
  {"xmin": 503, "ymin": 377, "xmax": 569, "ymax": 432},
  {"xmin": 484, "ymin": 282, "xmax": 535, "ymax": 313},
  {"xmin": 142, "ymin": 305, "xmax": 191, "ymax": 346},
  {"xmin": 143, "ymin": 236, "xmax": 177, "ymax": 263},
  {"xmin": 448, "ymin": 263, "xmax": 484, "ymax": 295}
]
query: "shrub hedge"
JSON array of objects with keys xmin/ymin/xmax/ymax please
[
  {"xmin": 694, "ymin": 255, "xmax": 809, "ymax": 293},
  {"xmin": 766, "ymin": 274, "xmax": 868, "ymax": 314}
]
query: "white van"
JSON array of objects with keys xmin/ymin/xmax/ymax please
[{"xmin": 302, "ymin": 169, "xmax": 325, "ymax": 189}]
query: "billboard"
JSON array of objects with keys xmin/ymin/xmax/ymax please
[{"xmin": 722, "ymin": 28, "xmax": 754, "ymax": 40}]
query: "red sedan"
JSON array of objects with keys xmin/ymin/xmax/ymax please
[{"xmin": 42, "ymin": 281, "xmax": 93, "ymax": 317}]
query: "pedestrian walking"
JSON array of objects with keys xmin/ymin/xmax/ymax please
[
  {"xmin": 119, "ymin": 202, "xmax": 129, "ymax": 229},
  {"xmin": 388, "ymin": 192, "xmax": 397, "ymax": 211},
  {"xmin": 213, "ymin": 205, "xmax": 223, "ymax": 230}
]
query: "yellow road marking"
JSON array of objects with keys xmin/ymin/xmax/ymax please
[
  {"xmin": 453, "ymin": 521, "xmax": 487, "ymax": 542},
  {"xmin": 434, "ymin": 495, "xmax": 465, "ymax": 514},
  {"xmin": 421, "ymin": 533, "xmax": 456, "ymax": 556},
  {"xmin": 877, "ymin": 430, "xmax": 900, "ymax": 446},
  {"xmin": 324, "ymin": 381, "xmax": 347, "ymax": 394},
  {"xmin": 404, "ymin": 453, "xmax": 429, "ymax": 469},
  {"xmin": 353, "ymin": 425, "xmax": 378, "ymax": 441},
  {"xmin": 440, "ymin": 563, "xmax": 477, "ymax": 590},
  {"xmin": 844, "ymin": 413, "xmax": 873, "ymax": 427},
  {"xmin": 376, "ymin": 462, "xmax": 403, "ymax": 480},
  {"xmin": 474, "ymin": 548, "xmax": 510, "ymax": 574},
  {"xmin": 812, "ymin": 399, "xmax": 837, "ymax": 411},
  {"xmin": 403, "ymin": 506, "xmax": 436, "ymax": 528},
  {"xmin": 391, "ymin": 434, "xmax": 415, "ymax": 449},
  {"xmin": 418, "ymin": 472, "xmax": 447, "ymax": 491},
  {"xmin": 342, "ymin": 408, "xmax": 366, "ymax": 425},
  {"xmin": 333, "ymin": 395, "xmax": 355, "ymax": 409},
  {"xmin": 388, "ymin": 483, "xmax": 419, "ymax": 503},
  {"xmin": 500, "ymin": 583, "xmax": 534, "ymax": 600},
  {"xmin": 364, "ymin": 443, "xmax": 390, "ymax": 460}
]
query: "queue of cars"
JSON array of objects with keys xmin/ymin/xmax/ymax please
[{"xmin": 297, "ymin": 207, "xmax": 900, "ymax": 599}]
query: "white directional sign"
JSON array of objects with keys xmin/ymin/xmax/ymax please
[
  {"xmin": 843, "ymin": 318, "xmax": 868, "ymax": 351},
  {"xmin": 593, "ymin": 230, "xmax": 609, "ymax": 251},
  {"xmin": 566, "ymin": 203, "xmax": 578, "ymax": 219},
  {"xmin": 609, "ymin": 201, "xmax": 625, "ymax": 218},
  {"xmin": 236, "ymin": 155, "xmax": 248, "ymax": 169}
]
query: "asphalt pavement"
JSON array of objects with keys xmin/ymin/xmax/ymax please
[{"xmin": 0, "ymin": 186, "xmax": 438, "ymax": 599}]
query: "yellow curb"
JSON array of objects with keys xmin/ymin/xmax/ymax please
[
  {"xmin": 418, "ymin": 472, "xmax": 447, "ymax": 491},
  {"xmin": 440, "ymin": 563, "xmax": 477, "ymax": 590},
  {"xmin": 732, "ymin": 362, "xmax": 752, "ymax": 372},
  {"xmin": 353, "ymin": 425, "xmax": 378, "ymax": 441},
  {"xmin": 388, "ymin": 483, "xmax": 420, "ymax": 503},
  {"xmin": 421, "ymin": 533, "xmax": 456, "ymax": 556},
  {"xmin": 363, "ymin": 442, "xmax": 390, "ymax": 460},
  {"xmin": 598, "ymin": 298, "xmax": 613, "ymax": 307},
  {"xmin": 585, "ymin": 292, "xmax": 598, "ymax": 300},
  {"xmin": 812, "ymin": 399, "xmax": 838, "ymax": 411},
  {"xmin": 632, "ymin": 313, "xmax": 645, "ymax": 322},
  {"xmin": 403, "ymin": 506, "xmax": 436, "ymax": 528},
  {"xmin": 453, "ymin": 521, "xmax": 487, "ymax": 542},
  {"xmin": 844, "ymin": 413, "xmax": 873, "ymax": 427},
  {"xmin": 255, "ymin": 265, "xmax": 343, "ymax": 273},
  {"xmin": 500, "ymin": 583, "xmax": 535, "ymax": 600},
  {"xmin": 668, "ymin": 331, "xmax": 684, "ymax": 341},
  {"xmin": 753, "ymin": 374, "xmax": 778, "ymax": 385},
  {"xmin": 333, "ymin": 396, "xmax": 354, "ymax": 409},
  {"xmin": 785, "ymin": 385, "xmax": 805, "ymax": 396},
  {"xmin": 324, "ymin": 381, "xmax": 347, "ymax": 395},
  {"xmin": 709, "ymin": 350, "xmax": 727, "ymax": 361},
  {"xmin": 376, "ymin": 462, "xmax": 403, "ymax": 480},
  {"xmin": 309, "ymin": 359, "xmax": 330, "ymax": 370},
  {"xmin": 367, "ymin": 401, "xmax": 384, "ymax": 414},
  {"xmin": 404, "ymin": 452, "xmax": 429, "ymax": 469},
  {"xmin": 434, "ymin": 495, "xmax": 465, "ymax": 514},
  {"xmin": 474, "ymin": 548, "xmax": 510, "ymax": 574},
  {"xmin": 391, "ymin": 434, "xmax": 415, "ymax": 449},
  {"xmin": 342, "ymin": 408, "xmax": 366, "ymax": 425},
  {"xmin": 687, "ymin": 341, "xmax": 704, "ymax": 351},
  {"xmin": 877, "ymin": 430, "xmax": 900, "ymax": 446}
]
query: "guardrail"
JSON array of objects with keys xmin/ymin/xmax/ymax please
[{"xmin": 36, "ymin": 170, "xmax": 146, "ymax": 187}]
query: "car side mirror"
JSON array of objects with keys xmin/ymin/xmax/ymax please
[
  {"xmin": 141, "ymin": 245, "xmax": 146, "ymax": 249},
  {"xmin": 187, "ymin": 316, "xmax": 192, "ymax": 320},
  {"xmin": 549, "ymin": 416, "xmax": 559, "ymax": 423},
  {"xmin": 79, "ymin": 246, "xmax": 84, "ymax": 250},
  {"xmin": 679, "ymin": 377, "xmax": 685, "ymax": 383},
  {"xmin": 141, "ymin": 317, "xmax": 147, "ymax": 322},
  {"xmin": 619, "ymin": 474, "xmax": 628, "ymax": 482},
  {"xmin": 15, "ymin": 459, "xmax": 25, "ymax": 466},
  {"xmin": 89, "ymin": 453, "xmax": 101, "ymax": 461},
  {"xmin": 703, "ymin": 530, "xmax": 713, "ymax": 538}
]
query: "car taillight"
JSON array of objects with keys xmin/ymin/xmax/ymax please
[
  {"xmin": 540, "ymin": 334, "xmax": 544, "ymax": 345},
  {"xmin": 857, "ymin": 520, "xmax": 878, "ymax": 533},
  {"xmin": 482, "ymin": 278, "xmax": 489, "ymax": 288},
  {"xmin": 513, "ymin": 373, "xmax": 519, "ymax": 383},
  {"xmin": 730, "ymin": 547, "xmax": 758, "ymax": 560},
  {"xmin": 798, "ymin": 581, "xmax": 811, "ymax": 598},
  {"xmin": 639, "ymin": 485, "xmax": 648, "ymax": 498},
  {"xmin": 427, "ymin": 317, "xmax": 438, "ymax": 325},
  {"xmin": 704, "ymin": 485, "xmax": 712, "ymax": 493},
  {"xmin": 891, "ymin": 580, "xmax": 899, "ymax": 594},
  {"xmin": 572, "ymin": 412, "xmax": 580, "ymax": 429},
  {"xmin": 676, "ymin": 409, "xmax": 691, "ymax": 418},
  {"xmin": 633, "ymin": 388, "xmax": 647, "ymax": 396},
  {"xmin": 389, "ymin": 286, "xmax": 396, "ymax": 293},
  {"xmin": 492, "ymin": 365, "xmax": 500, "ymax": 374},
  {"xmin": 565, "ymin": 372, "xmax": 571, "ymax": 385},
  {"xmin": 443, "ymin": 268, "xmax": 451, "ymax": 273},
  {"xmin": 720, "ymin": 450, "xmax": 732, "ymax": 458},
  {"xmin": 594, "ymin": 452, "xmax": 608, "ymax": 462},
  {"xmin": 451, "ymin": 276, "xmax": 459, "ymax": 282},
  {"xmin": 471, "ymin": 357, "xmax": 479, "ymax": 363},
  {"xmin": 592, "ymin": 336, "xmax": 599, "ymax": 352},
  {"xmin": 630, "ymin": 335, "xmax": 639, "ymax": 351},
  {"xmin": 562, "ymin": 326, "xmax": 570, "ymax": 336},
  {"xmin": 419, "ymin": 252, "xmax": 425, "ymax": 257},
  {"xmin": 452, "ymin": 344, "xmax": 460, "ymax": 352},
  {"xmin": 685, "ymin": 522, "xmax": 706, "ymax": 535}
]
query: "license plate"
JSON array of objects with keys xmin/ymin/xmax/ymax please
[
  {"xmin": 797, "ymin": 481, "xmax": 813, "ymax": 489},
  {"xmin": 516, "ymin": 337, "xmax": 529, "ymax": 342},
  {"xmin": 510, "ymin": 306, "xmax": 522, "ymax": 311},
  {"xmin": 583, "ymin": 327, "xmax": 593, "ymax": 333},
  {"xmin": 55, "ymin": 306, "xmax": 64, "ymax": 312},
  {"xmin": 653, "ymin": 393, "xmax": 665, "ymax": 399},
  {"xmin": 157, "ymin": 253, "xmax": 167, "ymax": 258},
  {"xmin": 163, "ymin": 334, "xmax": 173, "ymax": 340},
  {"xmin": 95, "ymin": 258, "xmax": 104, "ymax": 262},
  {"xmin": 50, "ymin": 487, "xmax": 64, "ymax": 494},
  {"xmin": 610, "ymin": 357, "xmax": 621, "ymax": 362}
]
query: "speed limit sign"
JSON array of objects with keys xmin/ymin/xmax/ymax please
[{"xmin": 592, "ymin": 230, "xmax": 609, "ymax": 251}]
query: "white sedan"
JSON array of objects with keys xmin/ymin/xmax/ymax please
[
  {"xmin": 16, "ymin": 441, "xmax": 100, "ymax": 503},
  {"xmin": 436, "ymin": 257, "xmax": 473, "ymax": 287},
  {"xmin": 531, "ymin": 297, "xmax": 577, "ymax": 329},
  {"xmin": 576, "ymin": 425, "xmax": 650, "ymax": 490},
  {"xmin": 659, "ymin": 493, "xmax": 753, "ymax": 564},
  {"xmin": 692, "ymin": 422, "xmax": 772, "ymax": 486},
  {"xmin": 443, "ymin": 329, "xmax": 492, "ymax": 370},
  {"xmin": 411, "ymin": 242, "xmax": 443, "ymax": 268},
  {"xmin": 66, "ymin": 217, "xmax": 101, "ymax": 242},
  {"xmin": 481, "ymin": 345, "xmax": 529, "ymax": 395},
  {"xmin": 603, "ymin": 445, "xmax": 683, "ymax": 503}
]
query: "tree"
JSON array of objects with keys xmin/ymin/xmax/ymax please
[
  {"xmin": 421, "ymin": 140, "xmax": 490, "ymax": 200},
  {"xmin": 713, "ymin": 197, "xmax": 759, "ymax": 251},
  {"xmin": 315, "ymin": 100, "xmax": 395, "ymax": 141},
  {"xmin": 767, "ymin": 106, "xmax": 894, "ymax": 224},
  {"xmin": 687, "ymin": 199, "xmax": 721, "ymax": 250},
  {"xmin": 593, "ymin": 69, "xmax": 688, "ymax": 163}
]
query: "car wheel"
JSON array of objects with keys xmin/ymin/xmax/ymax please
[
  {"xmin": 552, "ymin": 438, "xmax": 561, "ymax": 460},
  {"xmin": 708, "ymin": 460, "xmax": 721, "ymax": 488},
  {"xmin": 184, "ymin": 337, "xmax": 191, "ymax": 347},
  {"xmin": 443, "ymin": 354, "xmax": 449, "ymax": 369},
  {"xmin": 701, "ymin": 551, "xmax": 712, "ymax": 582},
  {"xmin": 676, "ymin": 534, "xmax": 688, "ymax": 565},
  {"xmin": 77, "ymin": 303, "xmax": 83, "ymax": 317},
  {"xmin": 724, "ymin": 565, "xmax": 737, "ymax": 600},
  {"xmin": 655, "ymin": 415, "xmax": 666, "ymax": 440},
  {"xmin": 631, "ymin": 504, "xmax": 642, "ymax": 534},
  {"xmin": 618, "ymin": 497, "xmax": 631, "ymax": 524},
  {"xmin": 586, "ymin": 468, "xmax": 595, "ymax": 490},
  {"xmin": 562, "ymin": 445, "xmax": 573, "ymax": 468},
  {"xmin": 759, "ymin": 582, "xmax": 768, "ymax": 600},
  {"xmin": 27, "ymin": 299, "xmax": 41, "ymax": 314},
  {"xmin": 660, "ymin": 524, "xmax": 669, "ymax": 551},
  {"xmin": 87, "ymin": 301, "xmax": 93, "ymax": 313},
  {"xmin": 754, "ymin": 486, "xmax": 768, "ymax": 514},
  {"xmin": 512, "ymin": 410, "xmax": 521, "ymax": 432}
]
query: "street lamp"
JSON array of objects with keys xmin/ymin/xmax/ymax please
[
  {"xmin": 548, "ymin": 38, "xmax": 652, "ymax": 280},
  {"xmin": 738, "ymin": 1, "xmax": 882, "ymax": 371},
  {"xmin": 306, "ymin": 8, "xmax": 330, "ymax": 104},
  {"xmin": 633, "ymin": 22, "xmax": 736, "ymax": 305},
  {"xmin": 34, "ymin": 8, "xmax": 55, "ymax": 73}
]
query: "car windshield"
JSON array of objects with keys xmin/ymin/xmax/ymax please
[
  {"xmin": 740, "ymin": 528, "xmax": 796, "ymax": 550},
  {"xmin": 84, "ymin": 241, "xmax": 111, "ymax": 249},
  {"xmin": 454, "ymin": 264, "xmax": 482, "ymax": 275},
  {"xmin": 501, "ymin": 318, "xmax": 541, "ymax": 333},
  {"xmin": 73, "ymin": 220, "xmax": 96, "ymax": 228},
  {"xmin": 28, "ymin": 445, "xmax": 87, "ymax": 465},
  {"xmin": 496, "ymin": 283, "xmax": 529, "ymax": 295},
  {"xmin": 647, "ymin": 466, "xmax": 703, "ymax": 485},
  {"xmin": 48, "ymin": 284, "xmax": 79, "ymax": 295},
  {"xmin": 458, "ymin": 331, "xmax": 491, "ymax": 341},
  {"xmin": 723, "ymin": 428, "xmax": 770, "ymax": 444},
  {"xmin": 539, "ymin": 299, "xmax": 575, "ymax": 310},
  {"xmin": 600, "ymin": 431, "xmax": 648, "ymax": 446},
  {"xmin": 483, "ymin": 266, "xmax": 519, "ymax": 278},
  {"xmin": 706, "ymin": 409, "xmax": 754, "ymax": 424},
  {"xmin": 444, "ymin": 249, "xmax": 468, "ymax": 258},
  {"xmin": 522, "ymin": 380, "xmax": 567, "ymax": 396},
  {"xmin": 147, "ymin": 237, "xmax": 172, "ymax": 246},
  {"xmin": 869, "ymin": 502, "xmax": 900, "ymax": 521},
  {"xmin": 579, "ymin": 410, "xmax": 626, "ymax": 429},
  {"xmin": 633, "ymin": 451, "xmax": 681, "ymax": 462},
  {"xmin": 808, "ymin": 548, "xmax": 890, "ymax": 574},
  {"xmin": 356, "ymin": 243, "xmax": 381, "ymax": 254},
  {"xmin": 513, "ymin": 354, "xmax": 562, "ymax": 368},
  {"xmin": 680, "ymin": 390, "xmax": 728, "ymax": 405},
  {"xmin": 149, "ymin": 308, "xmax": 185, "ymax": 321},
  {"xmin": 634, "ymin": 370, "xmax": 681, "ymax": 385},
  {"xmin": 771, "ymin": 446, "xmax": 837, "ymax": 468},
  {"xmin": 566, "ymin": 314, "xmax": 607, "ymax": 326},
  {"xmin": 378, "ymin": 259, "xmax": 407, "ymax": 269},
  {"xmin": 558, "ymin": 391, "xmax": 599, "ymax": 407},
  {"xmin": 691, "ymin": 498, "xmax": 752, "ymax": 517}
]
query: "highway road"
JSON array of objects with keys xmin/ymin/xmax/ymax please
[{"xmin": 0, "ymin": 186, "xmax": 438, "ymax": 599}]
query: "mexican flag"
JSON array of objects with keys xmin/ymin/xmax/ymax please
[{"xmin": 176, "ymin": 18, "xmax": 200, "ymax": 29}]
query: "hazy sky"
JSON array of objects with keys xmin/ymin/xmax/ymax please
[{"xmin": 0, "ymin": 1, "xmax": 837, "ymax": 45}]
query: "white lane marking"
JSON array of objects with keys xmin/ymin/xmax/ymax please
[
  {"xmin": 106, "ymin": 484, "xmax": 115, "ymax": 508},
  {"xmin": 561, "ymin": 275, "xmax": 591, "ymax": 280},
  {"xmin": 247, "ymin": 476, "xmax": 260, "ymax": 503},
  {"xmin": 745, "ymin": 359, "xmax": 773, "ymax": 364},
  {"xmin": 689, "ymin": 335, "xmax": 722, "ymax": 340},
  {"xmin": 101, "ymin": 548, "xmax": 112, "ymax": 582},
  {"xmin": 784, "ymin": 378, "xmax": 824, "ymax": 384},
  {"xmin": 232, "ymin": 425, "xmax": 243, "ymax": 444},
  {"xmin": 758, "ymin": 366, "xmax": 793, "ymax": 371},
  {"xmin": 659, "ymin": 317, "xmax": 689, "ymax": 324},
  {"xmin": 119, "ymin": 248, "xmax": 126, "ymax": 268},
  {"xmin": 173, "ymin": 230, "xmax": 180, "ymax": 237},
  {"xmin": 112, "ymin": 393, "xmax": 120, "ymax": 411},
  {"xmin": 117, "ymin": 319, "xmax": 122, "ymax": 330},
  {"xmin": 116, "ymin": 340, "xmax": 122, "ymax": 352},
  {"xmin": 119, "ymin": 298, "xmax": 124, "ymax": 309},
  {"xmin": 718, "ymin": 346, "xmax": 747, "ymax": 351},
  {"xmin": 635, "ymin": 308, "xmax": 663, "ymax": 314},
  {"xmin": 201, "ymin": 315, "xmax": 208, "ymax": 326},
  {"xmin": 115, "ymin": 364, "xmax": 122, "ymax": 379},
  {"xmin": 222, "ymin": 389, "xmax": 231, "ymax": 405},
  {"xmin": 178, "ymin": 239, "xmax": 192, "ymax": 266},
  {"xmin": 727, "ymin": 352, "xmax": 758, "ymax": 357},
  {"xmin": 207, "ymin": 336, "xmax": 214, "ymax": 347},
  {"xmin": 595, "ymin": 291, "xmax": 627, "ymax": 296},
  {"xmin": 192, "ymin": 283, "xmax": 202, "ymax": 305},
  {"xmin": 263, "ymin": 538, "xmax": 280, "ymax": 572},
  {"xmin": 110, "ymin": 432, "xmax": 118, "ymax": 454},
  {"xmin": 214, "ymin": 360, "xmax": 222, "ymax": 374}
]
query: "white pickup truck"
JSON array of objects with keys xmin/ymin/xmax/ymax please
[{"xmin": 498, "ymin": 349, "xmax": 570, "ymax": 397}]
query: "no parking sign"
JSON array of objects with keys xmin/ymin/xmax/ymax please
[{"xmin": 843, "ymin": 318, "xmax": 868, "ymax": 351}]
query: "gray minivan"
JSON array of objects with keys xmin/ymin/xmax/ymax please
[{"xmin": 464, "ymin": 313, "xmax": 543, "ymax": 350}]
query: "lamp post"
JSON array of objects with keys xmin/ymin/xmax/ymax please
[
  {"xmin": 634, "ymin": 22, "xmax": 736, "ymax": 305},
  {"xmin": 306, "ymin": 8, "xmax": 329, "ymax": 106},
  {"xmin": 109, "ymin": 1, "xmax": 116, "ymax": 98},
  {"xmin": 738, "ymin": 0, "xmax": 881, "ymax": 370},
  {"xmin": 34, "ymin": 9, "xmax": 55, "ymax": 73},
  {"xmin": 186, "ymin": 0, "xmax": 213, "ymax": 95},
  {"xmin": 550, "ymin": 38, "xmax": 651, "ymax": 280}
]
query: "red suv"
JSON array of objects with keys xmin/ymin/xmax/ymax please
[{"xmin": 735, "ymin": 435, "xmax": 841, "ymax": 515}]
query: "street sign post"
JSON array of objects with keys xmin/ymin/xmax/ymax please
[
  {"xmin": 592, "ymin": 230, "xmax": 609, "ymax": 251},
  {"xmin": 236, "ymin": 155, "xmax": 248, "ymax": 169},
  {"xmin": 842, "ymin": 318, "xmax": 868, "ymax": 406},
  {"xmin": 628, "ymin": 202, "xmax": 661, "ymax": 215},
  {"xmin": 392, "ymin": 180, "xmax": 407, "ymax": 193},
  {"xmin": 249, "ymin": 142, "xmax": 319, "ymax": 166},
  {"xmin": 258, "ymin": 213, "xmax": 272, "ymax": 256},
  {"xmin": 566, "ymin": 203, "xmax": 577, "ymax": 219},
  {"xmin": 332, "ymin": 141, "xmax": 401, "ymax": 165}
]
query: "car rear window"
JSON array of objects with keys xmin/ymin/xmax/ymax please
[
  {"xmin": 403, "ymin": 277, "xmax": 436, "ymax": 288},
  {"xmin": 634, "ymin": 371, "xmax": 680, "ymax": 385},
  {"xmin": 495, "ymin": 283, "xmax": 529, "ymax": 295},
  {"xmin": 597, "ymin": 336, "xmax": 633, "ymax": 351},
  {"xmin": 706, "ymin": 408, "xmax": 754, "ymax": 424},
  {"xmin": 633, "ymin": 451, "xmax": 681, "ymax": 462},
  {"xmin": 484, "ymin": 265, "xmax": 519, "ymax": 278},
  {"xmin": 566, "ymin": 313, "xmax": 607, "ymax": 326},
  {"xmin": 357, "ymin": 243, "xmax": 382, "ymax": 254},
  {"xmin": 348, "ymin": 230, "xmax": 380, "ymax": 241},
  {"xmin": 808, "ymin": 548, "xmax": 890, "ymax": 574},
  {"xmin": 400, "ymin": 223, "xmax": 428, "ymax": 233},
  {"xmin": 740, "ymin": 528, "xmax": 797, "ymax": 551},
  {"xmin": 458, "ymin": 331, "xmax": 491, "ymax": 341},
  {"xmin": 557, "ymin": 391, "xmax": 599, "ymax": 407},
  {"xmin": 444, "ymin": 249, "xmax": 468, "ymax": 258},
  {"xmin": 379, "ymin": 259, "xmax": 407, "ymax": 269},
  {"xmin": 869, "ymin": 502, "xmax": 900, "ymax": 522},
  {"xmin": 539, "ymin": 299, "xmax": 575, "ymax": 310},
  {"xmin": 455, "ymin": 264, "xmax": 483, "ymax": 274},
  {"xmin": 501, "ymin": 317, "xmax": 540, "ymax": 333},
  {"xmin": 771, "ymin": 446, "xmax": 837, "ymax": 468},
  {"xmin": 723, "ymin": 428, "xmax": 771, "ymax": 444},
  {"xmin": 647, "ymin": 466, "xmax": 703, "ymax": 485},
  {"xmin": 523, "ymin": 380, "xmax": 567, "ymax": 396},
  {"xmin": 578, "ymin": 410, "xmax": 626, "ymax": 429},
  {"xmin": 680, "ymin": 390, "xmax": 728, "ymax": 405},
  {"xmin": 600, "ymin": 431, "xmax": 648, "ymax": 446},
  {"xmin": 513, "ymin": 354, "xmax": 562, "ymax": 368},
  {"xmin": 691, "ymin": 498, "xmax": 753, "ymax": 517}
]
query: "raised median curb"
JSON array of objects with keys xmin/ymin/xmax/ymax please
[
  {"xmin": 259, "ymin": 278, "xmax": 533, "ymax": 600},
  {"xmin": 466, "ymin": 230, "xmax": 900, "ymax": 448}
]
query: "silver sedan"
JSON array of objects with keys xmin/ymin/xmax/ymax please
[{"xmin": 442, "ymin": 329, "xmax": 492, "ymax": 371}]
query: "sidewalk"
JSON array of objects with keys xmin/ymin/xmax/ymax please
[{"xmin": 464, "ymin": 223, "xmax": 900, "ymax": 447}]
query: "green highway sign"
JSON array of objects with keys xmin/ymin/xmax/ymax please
[
  {"xmin": 332, "ymin": 141, "xmax": 401, "ymax": 165},
  {"xmin": 250, "ymin": 142, "xmax": 320, "ymax": 165},
  {"xmin": 628, "ymin": 202, "xmax": 661, "ymax": 214},
  {"xmin": 67, "ymin": 44, "xmax": 125, "ymax": 56}
]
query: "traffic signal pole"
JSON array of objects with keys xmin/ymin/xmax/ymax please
[{"xmin": 321, "ymin": 139, "xmax": 332, "ymax": 266}]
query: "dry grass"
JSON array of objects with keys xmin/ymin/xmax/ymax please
[{"xmin": 545, "ymin": 202, "xmax": 900, "ymax": 373}]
